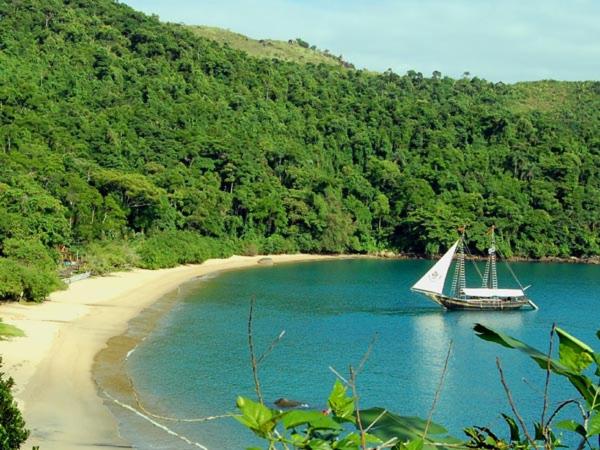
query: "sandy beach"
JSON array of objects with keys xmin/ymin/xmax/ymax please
[{"xmin": 0, "ymin": 254, "xmax": 336, "ymax": 450}]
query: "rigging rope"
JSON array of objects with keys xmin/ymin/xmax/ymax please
[
  {"xmin": 493, "ymin": 235, "xmax": 526, "ymax": 290},
  {"xmin": 462, "ymin": 240, "xmax": 484, "ymax": 281},
  {"xmin": 503, "ymin": 259, "xmax": 525, "ymax": 290}
]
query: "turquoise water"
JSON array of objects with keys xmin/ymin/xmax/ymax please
[{"xmin": 124, "ymin": 259, "xmax": 599, "ymax": 449}]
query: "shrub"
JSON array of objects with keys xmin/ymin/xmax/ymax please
[
  {"xmin": 136, "ymin": 231, "xmax": 233, "ymax": 269},
  {"xmin": 0, "ymin": 260, "xmax": 24, "ymax": 300},
  {"xmin": 295, "ymin": 38, "xmax": 309, "ymax": 48},
  {"xmin": 261, "ymin": 234, "xmax": 298, "ymax": 255},
  {"xmin": 81, "ymin": 240, "xmax": 139, "ymax": 275},
  {"xmin": 0, "ymin": 258, "xmax": 63, "ymax": 303},
  {"xmin": 0, "ymin": 357, "xmax": 29, "ymax": 449},
  {"xmin": 239, "ymin": 241, "xmax": 260, "ymax": 256},
  {"xmin": 20, "ymin": 267, "xmax": 63, "ymax": 302},
  {"xmin": 2, "ymin": 238, "xmax": 57, "ymax": 271}
]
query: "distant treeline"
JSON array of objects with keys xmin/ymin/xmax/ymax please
[{"xmin": 0, "ymin": 0, "xmax": 599, "ymax": 301}]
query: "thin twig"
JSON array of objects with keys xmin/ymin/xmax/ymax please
[
  {"xmin": 424, "ymin": 341, "xmax": 453, "ymax": 440},
  {"xmin": 328, "ymin": 365, "xmax": 350, "ymax": 385},
  {"xmin": 426, "ymin": 442, "xmax": 473, "ymax": 449},
  {"xmin": 496, "ymin": 357, "xmax": 538, "ymax": 449},
  {"xmin": 575, "ymin": 435, "xmax": 591, "ymax": 450},
  {"xmin": 247, "ymin": 297, "xmax": 286, "ymax": 405},
  {"xmin": 364, "ymin": 408, "xmax": 388, "ymax": 434},
  {"xmin": 522, "ymin": 377, "xmax": 545, "ymax": 397},
  {"xmin": 128, "ymin": 376, "xmax": 231, "ymax": 422},
  {"xmin": 590, "ymin": 377, "xmax": 600, "ymax": 412},
  {"xmin": 349, "ymin": 365, "xmax": 367, "ymax": 450},
  {"xmin": 376, "ymin": 437, "xmax": 399, "ymax": 449},
  {"xmin": 102, "ymin": 390, "xmax": 209, "ymax": 449},
  {"xmin": 545, "ymin": 399, "xmax": 584, "ymax": 426},
  {"xmin": 541, "ymin": 324, "xmax": 556, "ymax": 430},
  {"xmin": 351, "ymin": 335, "xmax": 379, "ymax": 450},
  {"xmin": 248, "ymin": 297, "xmax": 263, "ymax": 404},
  {"xmin": 257, "ymin": 330, "xmax": 286, "ymax": 364},
  {"xmin": 357, "ymin": 333, "xmax": 379, "ymax": 375},
  {"xmin": 592, "ymin": 379, "xmax": 600, "ymax": 450}
]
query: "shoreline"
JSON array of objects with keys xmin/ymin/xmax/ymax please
[
  {"xmin": 0, "ymin": 254, "xmax": 340, "ymax": 450},
  {"xmin": 377, "ymin": 252, "xmax": 600, "ymax": 265}
]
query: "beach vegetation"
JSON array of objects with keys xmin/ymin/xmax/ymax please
[
  {"xmin": 0, "ymin": 357, "xmax": 29, "ymax": 449},
  {"xmin": 0, "ymin": 321, "xmax": 25, "ymax": 341},
  {"xmin": 135, "ymin": 231, "xmax": 234, "ymax": 269},
  {"xmin": 0, "ymin": 238, "xmax": 64, "ymax": 301},
  {"xmin": 79, "ymin": 240, "xmax": 140, "ymax": 275}
]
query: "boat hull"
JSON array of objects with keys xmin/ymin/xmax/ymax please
[{"xmin": 426, "ymin": 294, "xmax": 532, "ymax": 311}]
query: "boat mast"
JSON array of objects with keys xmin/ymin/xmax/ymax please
[
  {"xmin": 451, "ymin": 228, "xmax": 466, "ymax": 297},
  {"xmin": 482, "ymin": 226, "xmax": 498, "ymax": 289}
]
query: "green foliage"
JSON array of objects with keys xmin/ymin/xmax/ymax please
[
  {"xmin": 474, "ymin": 324, "xmax": 599, "ymax": 407},
  {"xmin": 0, "ymin": 0, "xmax": 598, "ymax": 304},
  {"xmin": 295, "ymin": 38, "xmax": 310, "ymax": 49},
  {"xmin": 2, "ymin": 238, "xmax": 57, "ymax": 271},
  {"xmin": 19, "ymin": 266, "xmax": 63, "ymax": 302},
  {"xmin": 361, "ymin": 409, "xmax": 460, "ymax": 449},
  {"xmin": 135, "ymin": 231, "xmax": 233, "ymax": 269},
  {"xmin": 79, "ymin": 240, "xmax": 139, "ymax": 275},
  {"xmin": 328, "ymin": 380, "xmax": 355, "ymax": 422},
  {"xmin": 0, "ymin": 238, "xmax": 63, "ymax": 302},
  {"xmin": 0, "ymin": 357, "xmax": 29, "ymax": 449},
  {"xmin": 235, "ymin": 381, "xmax": 460, "ymax": 449},
  {"xmin": 236, "ymin": 324, "xmax": 600, "ymax": 449},
  {"xmin": 234, "ymin": 385, "xmax": 383, "ymax": 449},
  {"xmin": 474, "ymin": 324, "xmax": 600, "ymax": 448},
  {"xmin": 0, "ymin": 260, "xmax": 24, "ymax": 300},
  {"xmin": 0, "ymin": 320, "xmax": 25, "ymax": 341},
  {"xmin": 261, "ymin": 234, "xmax": 299, "ymax": 255}
]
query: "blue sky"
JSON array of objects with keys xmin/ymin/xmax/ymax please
[{"xmin": 123, "ymin": 0, "xmax": 600, "ymax": 82}]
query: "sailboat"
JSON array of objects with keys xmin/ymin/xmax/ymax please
[{"xmin": 411, "ymin": 227, "xmax": 538, "ymax": 311}]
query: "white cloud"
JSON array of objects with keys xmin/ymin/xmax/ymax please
[{"xmin": 124, "ymin": 0, "xmax": 600, "ymax": 82}]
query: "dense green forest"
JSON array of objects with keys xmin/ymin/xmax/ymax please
[{"xmin": 0, "ymin": 0, "xmax": 599, "ymax": 301}]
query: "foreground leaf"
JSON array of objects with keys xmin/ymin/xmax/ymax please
[
  {"xmin": 473, "ymin": 324, "xmax": 598, "ymax": 407},
  {"xmin": 235, "ymin": 396, "xmax": 279, "ymax": 437},
  {"xmin": 556, "ymin": 327, "xmax": 594, "ymax": 374},
  {"xmin": 281, "ymin": 409, "xmax": 342, "ymax": 431},
  {"xmin": 328, "ymin": 380, "xmax": 355, "ymax": 421},
  {"xmin": 588, "ymin": 413, "xmax": 600, "ymax": 437},
  {"xmin": 556, "ymin": 420, "xmax": 586, "ymax": 437},
  {"xmin": 501, "ymin": 413, "xmax": 521, "ymax": 442},
  {"xmin": 360, "ymin": 408, "xmax": 461, "ymax": 449}
]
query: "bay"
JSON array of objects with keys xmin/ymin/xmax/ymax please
[{"xmin": 121, "ymin": 259, "xmax": 600, "ymax": 449}]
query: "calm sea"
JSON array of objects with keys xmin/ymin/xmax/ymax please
[{"xmin": 116, "ymin": 259, "xmax": 599, "ymax": 449}]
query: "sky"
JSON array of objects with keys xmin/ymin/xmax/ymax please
[{"xmin": 122, "ymin": 0, "xmax": 600, "ymax": 82}]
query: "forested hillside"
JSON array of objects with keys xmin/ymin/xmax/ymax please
[{"xmin": 1, "ymin": 0, "xmax": 599, "ymax": 300}]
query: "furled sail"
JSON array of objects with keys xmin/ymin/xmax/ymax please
[
  {"xmin": 462, "ymin": 288, "xmax": 525, "ymax": 298},
  {"xmin": 411, "ymin": 240, "xmax": 459, "ymax": 295}
]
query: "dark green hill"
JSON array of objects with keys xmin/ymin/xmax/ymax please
[{"xmin": 0, "ymin": 0, "xmax": 599, "ymax": 300}]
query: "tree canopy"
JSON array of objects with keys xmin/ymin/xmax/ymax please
[{"xmin": 0, "ymin": 0, "xmax": 599, "ymax": 300}]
